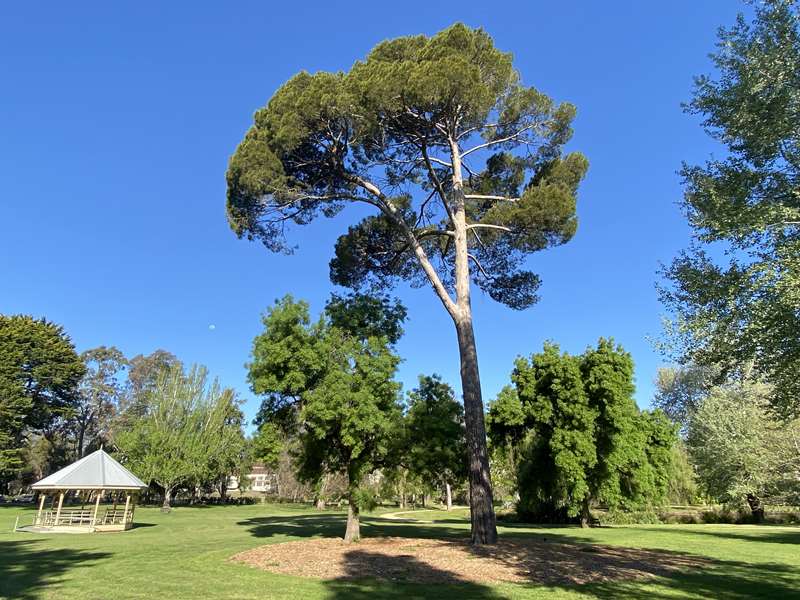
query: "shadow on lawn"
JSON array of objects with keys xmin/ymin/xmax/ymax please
[
  {"xmin": 323, "ymin": 550, "xmax": 503, "ymax": 600},
  {"xmin": 238, "ymin": 513, "xmax": 800, "ymax": 599},
  {"xmin": 637, "ymin": 525, "xmax": 800, "ymax": 546},
  {"xmin": 0, "ymin": 539, "xmax": 110, "ymax": 600},
  {"xmin": 238, "ymin": 513, "xmax": 470, "ymax": 541}
]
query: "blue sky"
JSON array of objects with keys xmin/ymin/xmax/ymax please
[{"xmin": 0, "ymin": 1, "xmax": 734, "ymax": 426}]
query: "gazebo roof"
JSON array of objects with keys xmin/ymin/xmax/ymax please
[{"xmin": 32, "ymin": 448, "xmax": 148, "ymax": 491}]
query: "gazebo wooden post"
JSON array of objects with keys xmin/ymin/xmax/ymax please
[
  {"xmin": 36, "ymin": 493, "xmax": 46, "ymax": 525},
  {"xmin": 54, "ymin": 491, "xmax": 65, "ymax": 526},
  {"xmin": 123, "ymin": 493, "xmax": 131, "ymax": 527},
  {"xmin": 92, "ymin": 490, "xmax": 102, "ymax": 526}
]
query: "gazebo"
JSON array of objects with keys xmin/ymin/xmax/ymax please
[{"xmin": 23, "ymin": 448, "xmax": 148, "ymax": 533}]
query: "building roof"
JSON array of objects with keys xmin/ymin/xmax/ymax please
[{"xmin": 31, "ymin": 448, "xmax": 148, "ymax": 491}]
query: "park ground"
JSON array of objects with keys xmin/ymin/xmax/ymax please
[{"xmin": 1, "ymin": 504, "xmax": 799, "ymax": 600}]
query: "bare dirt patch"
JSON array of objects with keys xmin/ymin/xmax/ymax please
[{"xmin": 230, "ymin": 536, "xmax": 707, "ymax": 585}]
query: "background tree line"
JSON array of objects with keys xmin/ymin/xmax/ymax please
[{"xmin": 0, "ymin": 314, "xmax": 249, "ymax": 508}]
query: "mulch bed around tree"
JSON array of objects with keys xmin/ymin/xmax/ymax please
[{"xmin": 230, "ymin": 536, "xmax": 707, "ymax": 585}]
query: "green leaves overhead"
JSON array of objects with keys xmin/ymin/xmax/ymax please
[
  {"xmin": 226, "ymin": 22, "xmax": 587, "ymax": 310},
  {"xmin": 661, "ymin": 0, "xmax": 800, "ymax": 415}
]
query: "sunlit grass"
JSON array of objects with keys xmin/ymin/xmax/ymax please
[{"xmin": 1, "ymin": 503, "xmax": 798, "ymax": 599}]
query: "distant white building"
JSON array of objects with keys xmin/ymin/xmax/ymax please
[{"xmin": 227, "ymin": 464, "xmax": 277, "ymax": 493}]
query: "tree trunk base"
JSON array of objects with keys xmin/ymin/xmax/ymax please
[{"xmin": 344, "ymin": 500, "xmax": 360, "ymax": 543}]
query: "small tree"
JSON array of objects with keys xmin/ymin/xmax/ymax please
[
  {"xmin": 405, "ymin": 375, "xmax": 467, "ymax": 510},
  {"xmin": 514, "ymin": 343, "xmax": 596, "ymax": 524},
  {"xmin": 686, "ymin": 380, "xmax": 800, "ymax": 520},
  {"xmin": 513, "ymin": 340, "xmax": 676, "ymax": 525},
  {"xmin": 248, "ymin": 294, "xmax": 405, "ymax": 541},
  {"xmin": 226, "ymin": 24, "xmax": 588, "ymax": 544},
  {"xmin": 115, "ymin": 364, "xmax": 244, "ymax": 510}
]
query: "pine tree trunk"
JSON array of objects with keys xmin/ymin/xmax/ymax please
[
  {"xmin": 448, "ymin": 138, "xmax": 498, "ymax": 545},
  {"xmin": 455, "ymin": 316, "xmax": 498, "ymax": 544},
  {"xmin": 445, "ymin": 482, "xmax": 452, "ymax": 511},
  {"xmin": 344, "ymin": 491, "xmax": 360, "ymax": 542}
]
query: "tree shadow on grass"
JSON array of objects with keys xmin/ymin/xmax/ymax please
[
  {"xmin": 323, "ymin": 550, "xmax": 503, "ymax": 600},
  {"xmin": 635, "ymin": 525, "xmax": 800, "ymax": 545},
  {"xmin": 237, "ymin": 513, "xmax": 471, "ymax": 541},
  {"xmin": 563, "ymin": 560, "xmax": 800, "ymax": 600},
  {"xmin": 0, "ymin": 539, "xmax": 111, "ymax": 600}
]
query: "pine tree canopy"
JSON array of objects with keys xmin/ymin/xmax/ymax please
[{"xmin": 226, "ymin": 23, "xmax": 587, "ymax": 311}]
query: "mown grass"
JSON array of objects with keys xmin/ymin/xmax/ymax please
[{"xmin": 1, "ymin": 503, "xmax": 798, "ymax": 599}]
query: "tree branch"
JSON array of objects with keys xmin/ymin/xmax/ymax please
[
  {"xmin": 467, "ymin": 253, "xmax": 491, "ymax": 279},
  {"xmin": 466, "ymin": 223, "xmax": 513, "ymax": 233},
  {"xmin": 349, "ymin": 174, "xmax": 460, "ymax": 318},
  {"xmin": 464, "ymin": 194, "xmax": 519, "ymax": 202},
  {"xmin": 460, "ymin": 124, "xmax": 536, "ymax": 158}
]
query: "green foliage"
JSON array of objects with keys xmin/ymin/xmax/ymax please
[
  {"xmin": 404, "ymin": 375, "xmax": 467, "ymax": 493},
  {"xmin": 487, "ymin": 385, "xmax": 526, "ymax": 454},
  {"xmin": 513, "ymin": 343, "xmax": 596, "ymax": 521},
  {"xmin": 665, "ymin": 441, "xmax": 699, "ymax": 505},
  {"xmin": 226, "ymin": 21, "xmax": 587, "ymax": 311},
  {"xmin": 247, "ymin": 293, "xmax": 404, "ymax": 535},
  {"xmin": 599, "ymin": 508, "xmax": 664, "ymax": 526},
  {"xmin": 652, "ymin": 364, "xmax": 716, "ymax": 431},
  {"xmin": 115, "ymin": 364, "xmax": 246, "ymax": 504},
  {"xmin": 660, "ymin": 0, "xmax": 800, "ymax": 415},
  {"xmin": 686, "ymin": 379, "xmax": 800, "ymax": 514},
  {"xmin": 0, "ymin": 315, "xmax": 84, "ymax": 481},
  {"xmin": 250, "ymin": 423, "xmax": 283, "ymax": 469},
  {"xmin": 121, "ymin": 349, "xmax": 181, "ymax": 421},
  {"xmin": 511, "ymin": 340, "xmax": 677, "ymax": 522},
  {"xmin": 324, "ymin": 293, "xmax": 407, "ymax": 346},
  {"xmin": 74, "ymin": 346, "xmax": 127, "ymax": 456}
]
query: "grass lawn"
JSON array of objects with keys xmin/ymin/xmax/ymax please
[{"xmin": 1, "ymin": 503, "xmax": 798, "ymax": 600}]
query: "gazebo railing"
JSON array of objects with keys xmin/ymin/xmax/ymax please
[{"xmin": 35, "ymin": 507, "xmax": 133, "ymax": 527}]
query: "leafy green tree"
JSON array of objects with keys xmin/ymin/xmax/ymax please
[
  {"xmin": 0, "ymin": 315, "xmax": 84, "ymax": 490},
  {"xmin": 660, "ymin": 0, "xmax": 800, "ymax": 416},
  {"xmin": 513, "ymin": 340, "xmax": 676, "ymax": 525},
  {"xmin": 665, "ymin": 441, "xmax": 698, "ymax": 505},
  {"xmin": 513, "ymin": 343, "xmax": 596, "ymax": 524},
  {"xmin": 248, "ymin": 295, "xmax": 404, "ymax": 541},
  {"xmin": 486, "ymin": 385, "xmax": 526, "ymax": 467},
  {"xmin": 582, "ymin": 341, "xmax": 674, "ymax": 512},
  {"xmin": 115, "ymin": 364, "xmax": 244, "ymax": 510},
  {"xmin": 686, "ymin": 379, "xmax": 800, "ymax": 520},
  {"xmin": 226, "ymin": 24, "xmax": 588, "ymax": 543},
  {"xmin": 652, "ymin": 364, "xmax": 716, "ymax": 432},
  {"xmin": 251, "ymin": 422, "xmax": 283, "ymax": 469},
  {"xmin": 74, "ymin": 346, "xmax": 127, "ymax": 457},
  {"xmin": 120, "ymin": 350, "xmax": 182, "ymax": 421},
  {"xmin": 405, "ymin": 374, "xmax": 467, "ymax": 510}
]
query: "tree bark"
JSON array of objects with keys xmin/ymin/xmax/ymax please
[
  {"xmin": 161, "ymin": 487, "xmax": 173, "ymax": 512},
  {"xmin": 445, "ymin": 481, "xmax": 452, "ymax": 511},
  {"xmin": 580, "ymin": 498, "xmax": 591, "ymax": 528},
  {"xmin": 344, "ymin": 491, "xmax": 360, "ymax": 542},
  {"xmin": 746, "ymin": 493, "xmax": 765, "ymax": 523},
  {"xmin": 449, "ymin": 138, "xmax": 498, "ymax": 545},
  {"xmin": 456, "ymin": 317, "xmax": 498, "ymax": 544}
]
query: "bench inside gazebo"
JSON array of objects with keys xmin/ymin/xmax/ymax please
[{"xmin": 20, "ymin": 448, "xmax": 148, "ymax": 533}]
